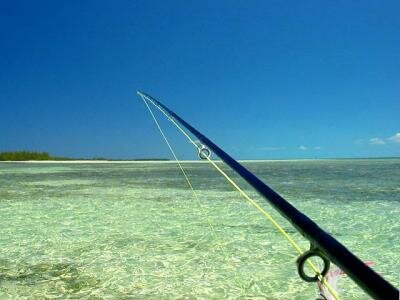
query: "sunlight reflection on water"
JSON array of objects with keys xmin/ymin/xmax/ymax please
[{"xmin": 0, "ymin": 160, "xmax": 399, "ymax": 299}]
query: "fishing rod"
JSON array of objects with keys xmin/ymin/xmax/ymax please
[{"xmin": 137, "ymin": 91, "xmax": 398, "ymax": 300}]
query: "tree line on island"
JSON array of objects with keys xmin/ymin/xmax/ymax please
[{"xmin": 0, "ymin": 151, "xmax": 169, "ymax": 161}]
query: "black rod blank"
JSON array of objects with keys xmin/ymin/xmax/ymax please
[{"xmin": 138, "ymin": 91, "xmax": 399, "ymax": 300}]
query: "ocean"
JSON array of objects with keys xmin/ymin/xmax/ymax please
[{"xmin": 0, "ymin": 159, "xmax": 399, "ymax": 299}]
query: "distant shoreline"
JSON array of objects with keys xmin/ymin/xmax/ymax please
[
  {"xmin": 1, "ymin": 151, "xmax": 398, "ymax": 163},
  {"xmin": 0, "ymin": 160, "xmax": 174, "ymax": 164},
  {"xmin": 1, "ymin": 157, "xmax": 398, "ymax": 164}
]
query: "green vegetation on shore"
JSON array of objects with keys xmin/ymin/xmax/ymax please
[
  {"xmin": 0, "ymin": 151, "xmax": 169, "ymax": 161},
  {"xmin": 0, "ymin": 151, "xmax": 51, "ymax": 161}
]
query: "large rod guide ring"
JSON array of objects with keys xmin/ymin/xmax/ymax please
[
  {"xmin": 198, "ymin": 145, "xmax": 211, "ymax": 160},
  {"xmin": 296, "ymin": 249, "xmax": 330, "ymax": 282}
]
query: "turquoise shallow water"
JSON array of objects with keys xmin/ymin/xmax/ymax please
[{"xmin": 0, "ymin": 159, "xmax": 399, "ymax": 299}]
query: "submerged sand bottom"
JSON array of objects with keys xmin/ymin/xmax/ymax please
[{"xmin": 0, "ymin": 160, "xmax": 398, "ymax": 298}]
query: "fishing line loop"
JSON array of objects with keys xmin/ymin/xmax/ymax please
[{"xmin": 297, "ymin": 249, "xmax": 330, "ymax": 282}]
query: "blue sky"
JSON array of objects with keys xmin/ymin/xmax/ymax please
[{"xmin": 1, "ymin": 1, "xmax": 399, "ymax": 159}]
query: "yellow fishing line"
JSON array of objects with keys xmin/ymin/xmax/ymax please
[
  {"xmin": 141, "ymin": 96, "xmax": 241, "ymax": 274},
  {"xmin": 141, "ymin": 97, "xmax": 218, "ymax": 237},
  {"xmin": 138, "ymin": 92, "xmax": 340, "ymax": 300}
]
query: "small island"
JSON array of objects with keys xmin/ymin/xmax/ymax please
[
  {"xmin": 0, "ymin": 151, "xmax": 169, "ymax": 162},
  {"xmin": 0, "ymin": 151, "xmax": 52, "ymax": 161}
]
